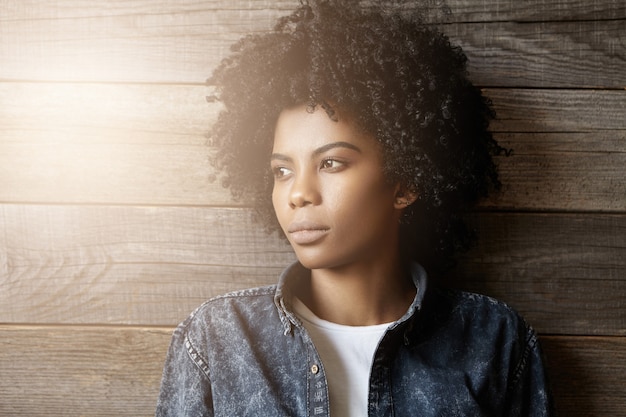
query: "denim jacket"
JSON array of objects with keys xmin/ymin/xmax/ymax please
[{"xmin": 156, "ymin": 262, "xmax": 553, "ymax": 416}]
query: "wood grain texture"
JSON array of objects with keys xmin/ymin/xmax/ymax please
[
  {"xmin": 2, "ymin": 0, "xmax": 623, "ymax": 22},
  {"xmin": 0, "ymin": 205, "xmax": 294, "ymax": 326},
  {"xmin": 489, "ymin": 131, "xmax": 626, "ymax": 212},
  {"xmin": 437, "ymin": 0, "xmax": 626, "ymax": 22},
  {"xmin": 0, "ymin": 82, "xmax": 215, "ymax": 145},
  {"xmin": 449, "ymin": 19, "xmax": 626, "ymax": 88},
  {"xmin": 487, "ymin": 88, "xmax": 626, "ymax": 133},
  {"xmin": 0, "ymin": 1, "xmax": 623, "ymax": 87},
  {"xmin": 0, "ymin": 325, "xmax": 171, "ymax": 417},
  {"xmin": 0, "ymin": 325, "xmax": 623, "ymax": 417},
  {"xmin": 0, "ymin": 82, "xmax": 220, "ymax": 205},
  {"xmin": 0, "ymin": 0, "xmax": 286, "ymax": 84},
  {"xmin": 1, "ymin": 205, "xmax": 624, "ymax": 335},
  {"xmin": 1, "ymin": 83, "xmax": 624, "ymax": 210},
  {"xmin": 454, "ymin": 212, "xmax": 626, "ymax": 336},
  {"xmin": 541, "ymin": 336, "xmax": 626, "ymax": 417}
]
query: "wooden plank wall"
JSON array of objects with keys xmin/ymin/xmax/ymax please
[{"xmin": 0, "ymin": 0, "xmax": 624, "ymax": 415}]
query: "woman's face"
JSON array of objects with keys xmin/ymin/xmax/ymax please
[{"xmin": 271, "ymin": 104, "xmax": 404, "ymax": 271}]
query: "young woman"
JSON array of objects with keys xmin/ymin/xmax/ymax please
[{"xmin": 156, "ymin": 1, "xmax": 553, "ymax": 415}]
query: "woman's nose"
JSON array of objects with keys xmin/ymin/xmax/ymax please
[{"xmin": 289, "ymin": 173, "xmax": 321, "ymax": 208}]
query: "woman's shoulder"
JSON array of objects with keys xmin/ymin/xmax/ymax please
[
  {"xmin": 443, "ymin": 287, "xmax": 525, "ymax": 319},
  {"xmin": 176, "ymin": 284, "xmax": 279, "ymax": 335},
  {"xmin": 206, "ymin": 284, "xmax": 277, "ymax": 305},
  {"xmin": 409, "ymin": 287, "xmax": 542, "ymax": 381},
  {"xmin": 420, "ymin": 286, "xmax": 537, "ymax": 345}
]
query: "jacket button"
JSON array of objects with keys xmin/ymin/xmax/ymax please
[{"xmin": 310, "ymin": 364, "xmax": 319, "ymax": 374}]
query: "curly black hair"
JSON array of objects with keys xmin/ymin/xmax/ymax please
[{"xmin": 207, "ymin": 0, "xmax": 505, "ymax": 276}]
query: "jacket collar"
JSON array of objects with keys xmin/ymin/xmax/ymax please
[{"xmin": 273, "ymin": 261, "xmax": 429, "ymax": 338}]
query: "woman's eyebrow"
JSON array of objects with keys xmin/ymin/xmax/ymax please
[
  {"xmin": 271, "ymin": 141, "xmax": 362, "ymax": 162},
  {"xmin": 270, "ymin": 152, "xmax": 291, "ymax": 162},
  {"xmin": 312, "ymin": 141, "xmax": 362, "ymax": 157}
]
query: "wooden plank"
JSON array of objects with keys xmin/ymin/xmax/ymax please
[
  {"xmin": 452, "ymin": 212, "xmax": 626, "ymax": 336},
  {"xmin": 0, "ymin": 142, "xmax": 223, "ymax": 205},
  {"xmin": 487, "ymin": 88, "xmax": 626, "ymax": 133},
  {"xmin": 0, "ymin": 82, "xmax": 215, "ymax": 146},
  {"xmin": 6, "ymin": 83, "xmax": 622, "ymax": 144},
  {"xmin": 0, "ymin": 1, "xmax": 623, "ymax": 87},
  {"xmin": 488, "ymin": 131, "xmax": 626, "ymax": 212},
  {"xmin": 0, "ymin": 324, "xmax": 172, "ymax": 417},
  {"xmin": 0, "ymin": 0, "xmax": 294, "ymax": 84},
  {"xmin": 0, "ymin": 0, "xmax": 288, "ymax": 84},
  {"xmin": 2, "ymin": 0, "xmax": 623, "ymax": 23},
  {"xmin": 1, "ymin": 205, "xmax": 624, "ymax": 335},
  {"xmin": 484, "ymin": 88, "xmax": 626, "ymax": 212},
  {"xmin": 0, "ymin": 205, "xmax": 295, "ymax": 326},
  {"xmin": 0, "ymin": 82, "xmax": 225, "ymax": 206},
  {"xmin": 541, "ymin": 336, "xmax": 626, "ymax": 417},
  {"xmin": 449, "ymin": 19, "xmax": 626, "ymax": 88},
  {"xmin": 0, "ymin": 325, "xmax": 623, "ymax": 416},
  {"xmin": 438, "ymin": 0, "xmax": 626, "ymax": 22},
  {"xmin": 1, "ymin": 83, "xmax": 624, "ymax": 211}
]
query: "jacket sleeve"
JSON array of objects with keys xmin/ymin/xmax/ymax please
[
  {"xmin": 504, "ymin": 326, "xmax": 555, "ymax": 417},
  {"xmin": 155, "ymin": 320, "xmax": 214, "ymax": 417}
]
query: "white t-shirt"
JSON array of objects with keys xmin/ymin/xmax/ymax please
[{"xmin": 293, "ymin": 297, "xmax": 392, "ymax": 416}]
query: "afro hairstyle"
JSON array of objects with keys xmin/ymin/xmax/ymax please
[{"xmin": 207, "ymin": 0, "xmax": 505, "ymax": 275}]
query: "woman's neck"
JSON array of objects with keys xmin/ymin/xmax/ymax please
[{"xmin": 297, "ymin": 258, "xmax": 416, "ymax": 326}]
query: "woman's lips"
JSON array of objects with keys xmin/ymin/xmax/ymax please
[{"xmin": 287, "ymin": 222, "xmax": 329, "ymax": 245}]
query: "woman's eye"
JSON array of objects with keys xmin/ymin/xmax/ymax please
[
  {"xmin": 320, "ymin": 158, "xmax": 345, "ymax": 170},
  {"xmin": 272, "ymin": 166, "xmax": 292, "ymax": 179}
]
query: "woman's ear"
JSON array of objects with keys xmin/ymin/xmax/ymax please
[{"xmin": 394, "ymin": 186, "xmax": 418, "ymax": 209}]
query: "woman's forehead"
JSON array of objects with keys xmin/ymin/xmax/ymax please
[{"xmin": 272, "ymin": 104, "xmax": 380, "ymax": 154}]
